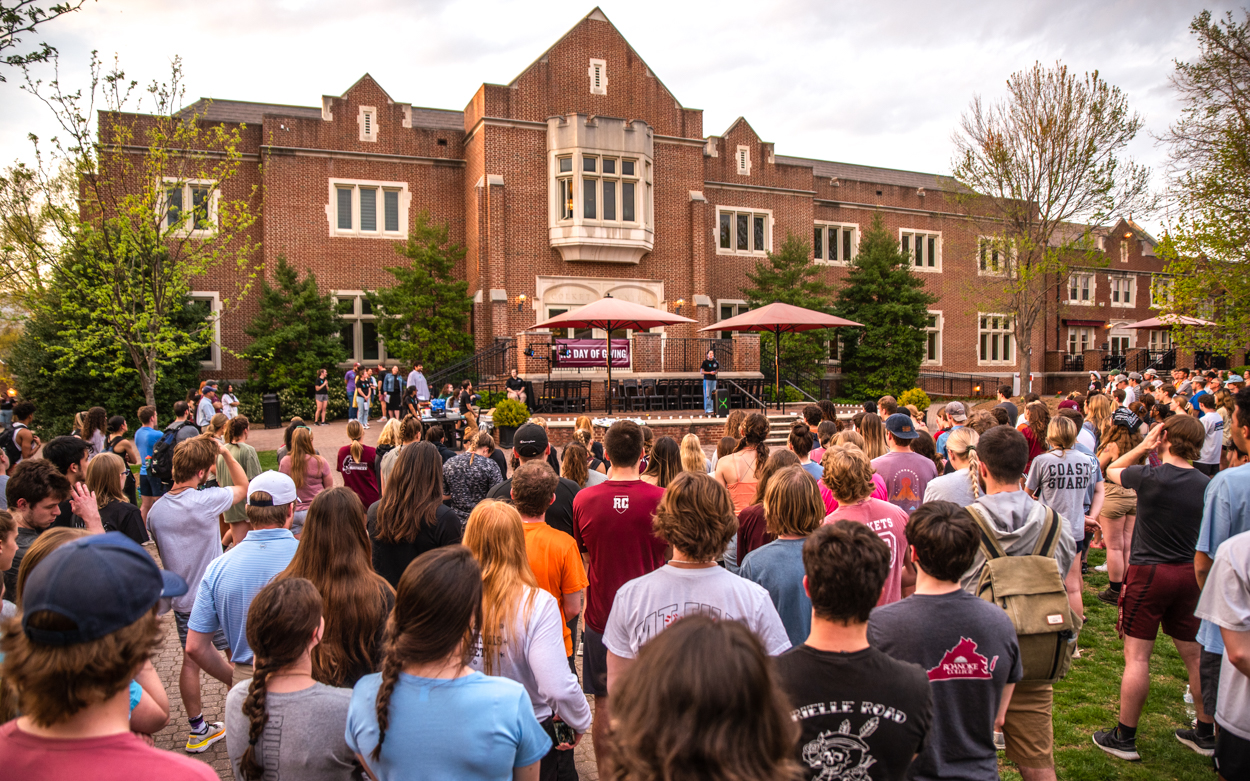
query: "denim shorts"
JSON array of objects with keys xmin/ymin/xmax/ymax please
[{"xmin": 138, "ymin": 473, "xmax": 166, "ymax": 498}]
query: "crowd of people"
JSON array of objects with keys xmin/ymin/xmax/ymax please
[{"xmin": 0, "ymin": 364, "xmax": 1247, "ymax": 781}]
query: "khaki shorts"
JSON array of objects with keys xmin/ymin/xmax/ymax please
[
  {"xmin": 1100, "ymin": 482, "xmax": 1137, "ymax": 520},
  {"xmin": 1002, "ymin": 681, "xmax": 1053, "ymax": 769},
  {"xmin": 231, "ymin": 663, "xmax": 254, "ymax": 688}
]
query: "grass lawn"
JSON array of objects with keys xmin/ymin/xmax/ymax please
[
  {"xmin": 1000, "ymin": 547, "xmax": 1215, "ymax": 780},
  {"xmin": 257, "ymin": 449, "xmax": 279, "ymax": 472}
]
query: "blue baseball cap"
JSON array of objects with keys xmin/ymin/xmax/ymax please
[
  {"xmin": 21, "ymin": 532, "xmax": 187, "ymax": 646},
  {"xmin": 885, "ymin": 413, "xmax": 920, "ymax": 440}
]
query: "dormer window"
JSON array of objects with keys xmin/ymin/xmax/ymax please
[
  {"xmin": 736, "ymin": 145, "xmax": 751, "ymax": 176},
  {"xmin": 359, "ymin": 106, "xmax": 377, "ymax": 142},
  {"xmin": 588, "ymin": 59, "xmax": 607, "ymax": 95}
]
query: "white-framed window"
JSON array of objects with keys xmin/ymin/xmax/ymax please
[
  {"xmin": 1151, "ymin": 275, "xmax": 1173, "ymax": 308},
  {"xmin": 978, "ymin": 236, "xmax": 1012, "ymax": 276},
  {"xmin": 554, "ymin": 153, "xmax": 642, "ymax": 225},
  {"xmin": 1110, "ymin": 275, "xmax": 1134, "ymax": 307},
  {"xmin": 329, "ymin": 179, "xmax": 409, "ymax": 238},
  {"xmin": 718, "ymin": 300, "xmax": 749, "ymax": 340},
  {"xmin": 187, "ymin": 291, "xmax": 221, "ymax": 370},
  {"xmin": 359, "ymin": 106, "xmax": 378, "ymax": 142},
  {"xmin": 924, "ymin": 311, "xmax": 942, "ymax": 365},
  {"xmin": 588, "ymin": 59, "xmax": 607, "ymax": 95},
  {"xmin": 717, "ymin": 208, "xmax": 771, "ymax": 256},
  {"xmin": 334, "ymin": 292, "xmax": 384, "ymax": 363},
  {"xmin": 900, "ymin": 229, "xmax": 941, "ymax": 271},
  {"xmin": 1149, "ymin": 329, "xmax": 1173, "ymax": 352},
  {"xmin": 1067, "ymin": 327, "xmax": 1096, "ymax": 355},
  {"xmin": 1066, "ymin": 272, "xmax": 1096, "ymax": 304},
  {"xmin": 161, "ymin": 178, "xmax": 218, "ymax": 237},
  {"xmin": 978, "ymin": 313, "xmax": 1014, "ymax": 365},
  {"xmin": 814, "ymin": 222, "xmax": 858, "ymax": 265},
  {"xmin": 1109, "ymin": 323, "xmax": 1133, "ymax": 355},
  {"xmin": 736, "ymin": 145, "xmax": 751, "ymax": 176},
  {"xmin": 545, "ymin": 306, "xmax": 595, "ymax": 339}
]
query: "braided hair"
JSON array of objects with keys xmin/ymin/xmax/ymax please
[
  {"xmin": 372, "ymin": 546, "xmax": 482, "ymax": 762},
  {"xmin": 239, "ymin": 578, "xmax": 323, "ymax": 781},
  {"xmin": 733, "ymin": 413, "xmax": 771, "ymax": 478},
  {"xmin": 944, "ymin": 426, "xmax": 981, "ymax": 501}
]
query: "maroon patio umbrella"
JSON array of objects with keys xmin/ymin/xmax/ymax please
[
  {"xmin": 529, "ymin": 295, "xmax": 695, "ymax": 412},
  {"xmin": 1123, "ymin": 314, "xmax": 1216, "ymax": 329},
  {"xmin": 698, "ymin": 302, "xmax": 862, "ymax": 409}
]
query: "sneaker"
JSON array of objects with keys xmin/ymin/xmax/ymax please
[
  {"xmin": 1093, "ymin": 727, "xmax": 1140, "ymax": 761},
  {"xmin": 1095, "ymin": 563, "xmax": 1108, "ymax": 572},
  {"xmin": 993, "ymin": 731, "xmax": 1006, "ymax": 751},
  {"xmin": 1097, "ymin": 588, "xmax": 1119, "ymax": 606},
  {"xmin": 1175, "ymin": 727, "xmax": 1215, "ymax": 757},
  {"xmin": 185, "ymin": 721, "xmax": 226, "ymax": 753}
]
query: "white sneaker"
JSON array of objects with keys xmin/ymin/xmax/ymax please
[
  {"xmin": 993, "ymin": 731, "xmax": 1006, "ymax": 751},
  {"xmin": 1095, "ymin": 563, "xmax": 1108, "ymax": 572}
]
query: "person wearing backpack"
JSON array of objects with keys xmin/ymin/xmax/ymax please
[
  {"xmin": 2, "ymin": 401, "xmax": 39, "ymax": 476},
  {"xmin": 152, "ymin": 401, "xmax": 200, "ymax": 491},
  {"xmin": 960, "ymin": 425, "xmax": 1076, "ymax": 781}
]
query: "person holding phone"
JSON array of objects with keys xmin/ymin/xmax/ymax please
[{"xmin": 314, "ymin": 370, "xmax": 330, "ymax": 426}]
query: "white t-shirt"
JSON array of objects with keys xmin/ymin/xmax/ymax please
[
  {"xmin": 604, "ymin": 564, "xmax": 791, "ymax": 659},
  {"xmin": 584, "ymin": 469, "xmax": 609, "ymax": 487},
  {"xmin": 1076, "ymin": 426, "xmax": 1097, "ymax": 453},
  {"xmin": 221, "ymin": 394, "xmax": 239, "ymax": 420},
  {"xmin": 1199, "ymin": 411, "xmax": 1224, "ymax": 465},
  {"xmin": 1194, "ymin": 530, "xmax": 1250, "ymax": 740},
  {"xmin": 468, "ymin": 587, "xmax": 592, "ymax": 732},
  {"xmin": 147, "ymin": 486, "xmax": 234, "ymax": 613}
]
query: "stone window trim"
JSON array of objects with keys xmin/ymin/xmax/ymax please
[
  {"xmin": 359, "ymin": 106, "xmax": 378, "ymax": 143},
  {"xmin": 977, "ymin": 236, "xmax": 1014, "ymax": 277},
  {"xmin": 899, "ymin": 228, "xmax": 942, "ymax": 272},
  {"xmin": 333, "ymin": 290, "xmax": 387, "ymax": 365},
  {"xmin": 1109, "ymin": 274, "xmax": 1135, "ymax": 308},
  {"xmin": 159, "ymin": 177, "xmax": 218, "ymax": 238},
  {"xmin": 588, "ymin": 59, "xmax": 608, "ymax": 95},
  {"xmin": 1065, "ymin": 272, "xmax": 1097, "ymax": 305},
  {"xmin": 716, "ymin": 207, "xmax": 772, "ymax": 257},
  {"xmin": 1067, "ymin": 326, "xmax": 1097, "ymax": 356},
  {"xmin": 977, "ymin": 312, "xmax": 1015, "ymax": 366},
  {"xmin": 188, "ymin": 290, "xmax": 221, "ymax": 371},
  {"xmin": 736, "ymin": 145, "xmax": 751, "ymax": 176},
  {"xmin": 924, "ymin": 310, "xmax": 943, "ymax": 366},
  {"xmin": 327, "ymin": 179, "xmax": 410, "ymax": 239},
  {"xmin": 552, "ymin": 150, "xmax": 645, "ymax": 227},
  {"xmin": 814, "ymin": 221, "xmax": 858, "ymax": 266}
]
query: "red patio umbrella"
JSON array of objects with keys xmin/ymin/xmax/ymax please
[
  {"xmin": 1123, "ymin": 314, "xmax": 1216, "ymax": 329},
  {"xmin": 529, "ymin": 295, "xmax": 695, "ymax": 412},
  {"xmin": 698, "ymin": 302, "xmax": 862, "ymax": 409}
]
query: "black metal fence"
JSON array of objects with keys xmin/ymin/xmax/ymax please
[
  {"xmin": 917, "ymin": 371, "xmax": 1001, "ymax": 398},
  {"xmin": 427, "ymin": 338, "xmax": 515, "ymax": 390},
  {"xmin": 1061, "ymin": 354, "xmax": 1085, "ymax": 372}
]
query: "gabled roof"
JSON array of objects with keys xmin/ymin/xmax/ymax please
[
  {"xmin": 178, "ymin": 98, "xmax": 323, "ymax": 124},
  {"xmin": 774, "ymin": 154, "xmax": 953, "ymax": 191}
]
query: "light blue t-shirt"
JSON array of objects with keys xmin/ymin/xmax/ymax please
[
  {"xmin": 1196, "ymin": 463, "xmax": 1250, "ymax": 654},
  {"xmin": 738, "ymin": 538, "xmax": 811, "ymax": 647},
  {"xmin": 936, "ymin": 425, "xmax": 963, "ymax": 457},
  {"xmin": 346, "ymin": 671, "xmax": 550, "ymax": 780},
  {"xmin": 801, "ymin": 462, "xmax": 823, "ymax": 482},
  {"xmin": 135, "ymin": 425, "xmax": 163, "ymax": 476},
  {"xmin": 187, "ymin": 527, "xmax": 299, "ymax": 664}
]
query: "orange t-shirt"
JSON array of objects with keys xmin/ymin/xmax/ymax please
[{"xmin": 523, "ymin": 521, "xmax": 589, "ymax": 656}]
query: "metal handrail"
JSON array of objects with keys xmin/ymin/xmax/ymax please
[
  {"xmin": 723, "ymin": 378, "xmax": 767, "ymax": 411},
  {"xmin": 427, "ymin": 338, "xmax": 514, "ymax": 390},
  {"xmin": 782, "ymin": 378, "xmax": 820, "ymax": 403}
]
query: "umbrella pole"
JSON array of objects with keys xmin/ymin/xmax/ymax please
[
  {"xmin": 775, "ymin": 329, "xmax": 781, "ymax": 412},
  {"xmin": 606, "ymin": 322, "xmax": 612, "ymax": 414}
]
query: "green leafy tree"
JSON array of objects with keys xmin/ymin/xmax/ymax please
[
  {"xmin": 834, "ymin": 216, "xmax": 937, "ymax": 399},
  {"xmin": 368, "ymin": 211, "xmax": 473, "ymax": 369},
  {"xmin": 1157, "ymin": 10, "xmax": 1250, "ymax": 354},
  {"xmin": 242, "ymin": 256, "xmax": 346, "ymax": 392},
  {"xmin": 741, "ymin": 233, "xmax": 836, "ymax": 395}
]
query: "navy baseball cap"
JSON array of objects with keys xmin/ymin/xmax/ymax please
[
  {"xmin": 884, "ymin": 413, "xmax": 919, "ymax": 440},
  {"xmin": 21, "ymin": 532, "xmax": 187, "ymax": 646},
  {"xmin": 513, "ymin": 423, "xmax": 549, "ymax": 458}
]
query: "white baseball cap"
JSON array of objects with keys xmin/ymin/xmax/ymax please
[{"xmin": 246, "ymin": 471, "xmax": 298, "ymax": 506}]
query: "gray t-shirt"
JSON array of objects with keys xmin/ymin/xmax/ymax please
[
  {"xmin": 924, "ymin": 468, "xmax": 978, "ymax": 508},
  {"xmin": 1026, "ymin": 449, "xmax": 1102, "ymax": 542},
  {"xmin": 738, "ymin": 538, "xmax": 810, "ymax": 648},
  {"xmin": 225, "ymin": 680, "xmax": 361, "ymax": 781},
  {"xmin": 869, "ymin": 590, "xmax": 1022, "ymax": 781},
  {"xmin": 147, "ymin": 486, "xmax": 233, "ymax": 613},
  {"xmin": 584, "ymin": 469, "xmax": 609, "ymax": 487},
  {"xmin": 1194, "ymin": 529, "xmax": 1250, "ymax": 740}
]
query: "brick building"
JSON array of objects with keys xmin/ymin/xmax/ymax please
[{"xmin": 121, "ymin": 8, "xmax": 1218, "ymax": 393}]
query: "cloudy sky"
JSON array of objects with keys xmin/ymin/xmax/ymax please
[{"xmin": 1, "ymin": 0, "xmax": 1242, "ymax": 236}]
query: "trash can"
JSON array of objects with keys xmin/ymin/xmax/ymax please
[{"xmin": 262, "ymin": 393, "xmax": 281, "ymax": 429}]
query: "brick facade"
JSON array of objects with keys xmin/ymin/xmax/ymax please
[{"xmin": 109, "ymin": 9, "xmax": 1192, "ymax": 386}]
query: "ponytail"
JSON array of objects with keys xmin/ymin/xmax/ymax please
[
  {"xmin": 965, "ymin": 447, "xmax": 982, "ymax": 501},
  {"xmin": 733, "ymin": 413, "xmax": 771, "ymax": 477},
  {"xmin": 347, "ymin": 419, "xmax": 364, "ymax": 463},
  {"xmin": 224, "ymin": 415, "xmax": 249, "ymax": 445},
  {"xmin": 371, "ymin": 652, "xmax": 402, "ymax": 762}
]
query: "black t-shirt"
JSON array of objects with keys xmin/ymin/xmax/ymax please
[
  {"xmin": 435, "ymin": 443, "xmax": 457, "ymax": 463},
  {"xmin": 506, "ymin": 377, "xmax": 525, "ymax": 392},
  {"xmin": 591, "ymin": 440, "xmax": 605, "ymax": 464},
  {"xmin": 366, "ymin": 501, "xmax": 463, "ymax": 589},
  {"xmin": 486, "ymin": 474, "xmax": 581, "ymax": 537},
  {"xmin": 1121, "ymin": 463, "xmax": 1210, "ymax": 565},
  {"xmin": 996, "ymin": 400, "xmax": 1019, "ymax": 423},
  {"xmin": 459, "ymin": 390, "xmax": 473, "ymax": 414},
  {"xmin": 488, "ymin": 449, "xmax": 509, "ymax": 480},
  {"xmin": 50, "ymin": 500, "xmax": 84, "ymax": 530},
  {"xmin": 775, "ymin": 644, "xmax": 932, "ymax": 781},
  {"xmin": 701, "ymin": 359, "xmax": 719, "ymax": 380},
  {"xmin": 99, "ymin": 500, "xmax": 149, "ymax": 545}
]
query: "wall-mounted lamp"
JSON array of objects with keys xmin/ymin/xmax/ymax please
[
  {"xmin": 517, "ymin": 293, "xmax": 527, "ymax": 312},
  {"xmin": 917, "ymin": 187, "xmax": 926, "ymax": 197},
  {"xmin": 973, "ymin": 384, "xmax": 981, "ymax": 394},
  {"xmin": 674, "ymin": 298, "xmax": 685, "ymax": 314}
]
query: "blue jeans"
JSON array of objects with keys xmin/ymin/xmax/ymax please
[
  {"xmin": 0, "ymin": 410, "xmax": 11, "ymax": 426},
  {"xmin": 357, "ymin": 400, "xmax": 370, "ymax": 423},
  {"xmin": 703, "ymin": 379, "xmax": 717, "ymax": 414},
  {"xmin": 348, "ymin": 390, "xmax": 355, "ymax": 411}
]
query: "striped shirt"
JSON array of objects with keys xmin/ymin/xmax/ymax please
[{"xmin": 187, "ymin": 528, "xmax": 299, "ymax": 664}]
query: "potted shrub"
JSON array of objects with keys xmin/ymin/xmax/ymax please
[{"xmin": 492, "ymin": 398, "xmax": 531, "ymax": 448}]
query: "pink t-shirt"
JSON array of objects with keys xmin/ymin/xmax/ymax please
[
  {"xmin": 819, "ymin": 473, "xmax": 888, "ymax": 515},
  {"xmin": 824, "ymin": 497, "xmax": 910, "ymax": 605},
  {"xmin": 278, "ymin": 454, "xmax": 335, "ymax": 510},
  {"xmin": 0, "ymin": 721, "xmax": 218, "ymax": 781}
]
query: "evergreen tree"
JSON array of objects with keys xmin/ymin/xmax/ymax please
[
  {"xmin": 834, "ymin": 215, "xmax": 937, "ymax": 399},
  {"xmin": 368, "ymin": 211, "xmax": 474, "ymax": 368},
  {"xmin": 242, "ymin": 256, "xmax": 347, "ymax": 392},
  {"xmin": 741, "ymin": 233, "xmax": 836, "ymax": 396}
]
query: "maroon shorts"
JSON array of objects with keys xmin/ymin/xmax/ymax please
[{"xmin": 1117, "ymin": 562, "xmax": 1201, "ymax": 642}]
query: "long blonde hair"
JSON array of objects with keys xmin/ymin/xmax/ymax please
[
  {"xmin": 858, "ymin": 413, "xmax": 889, "ymax": 460},
  {"xmin": 86, "ymin": 452, "xmax": 128, "ymax": 509},
  {"xmin": 944, "ymin": 426, "xmax": 981, "ymax": 501},
  {"xmin": 680, "ymin": 434, "xmax": 706, "ymax": 473},
  {"xmin": 463, "ymin": 501, "xmax": 538, "ymax": 676},
  {"xmin": 376, "ymin": 419, "xmax": 401, "ymax": 448},
  {"xmin": 346, "ymin": 419, "xmax": 364, "ymax": 463},
  {"xmin": 289, "ymin": 427, "xmax": 319, "ymax": 490},
  {"xmin": 206, "ymin": 413, "xmax": 229, "ymax": 439}
]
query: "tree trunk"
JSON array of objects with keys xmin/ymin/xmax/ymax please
[
  {"xmin": 142, "ymin": 354, "xmax": 157, "ymax": 409},
  {"xmin": 1018, "ymin": 322, "xmax": 1033, "ymax": 393}
]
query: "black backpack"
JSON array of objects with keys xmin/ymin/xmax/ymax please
[
  {"xmin": 0, "ymin": 422, "xmax": 25, "ymax": 465},
  {"xmin": 148, "ymin": 423, "xmax": 195, "ymax": 485}
]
